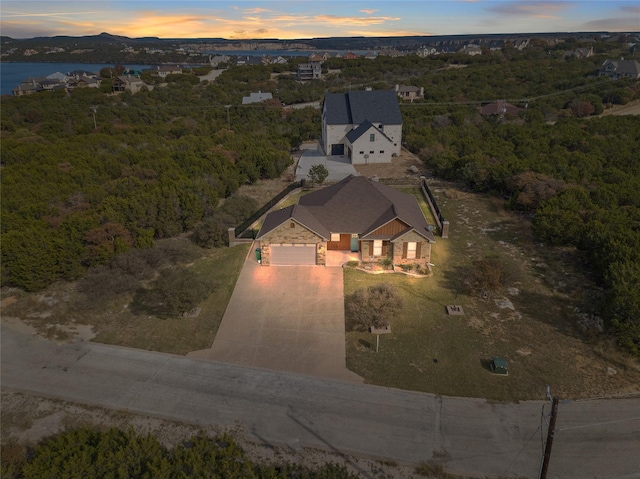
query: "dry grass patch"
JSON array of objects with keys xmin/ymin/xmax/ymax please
[
  {"xmin": 2, "ymin": 241, "xmax": 250, "ymax": 355},
  {"xmin": 345, "ymin": 179, "xmax": 640, "ymax": 400}
]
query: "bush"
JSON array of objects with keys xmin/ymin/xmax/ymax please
[
  {"xmin": 134, "ymin": 266, "xmax": 218, "ymax": 318},
  {"xmin": 345, "ymin": 282, "xmax": 403, "ymax": 332},
  {"xmin": 379, "ymin": 257, "xmax": 393, "ymax": 269}
]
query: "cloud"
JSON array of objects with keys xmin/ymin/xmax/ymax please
[
  {"xmin": 313, "ymin": 14, "xmax": 400, "ymax": 27},
  {"xmin": 581, "ymin": 17, "xmax": 640, "ymax": 32},
  {"xmin": 359, "ymin": 9, "xmax": 379, "ymax": 14},
  {"xmin": 487, "ymin": 1, "xmax": 571, "ymax": 19}
]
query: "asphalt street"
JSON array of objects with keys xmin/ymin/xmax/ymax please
[{"xmin": 2, "ymin": 319, "xmax": 639, "ymax": 479}]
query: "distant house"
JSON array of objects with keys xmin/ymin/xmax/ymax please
[
  {"xmin": 272, "ymin": 56, "xmax": 288, "ymax": 64},
  {"xmin": 572, "ymin": 47, "xmax": 594, "ymax": 59},
  {"xmin": 47, "ymin": 72, "xmax": 71, "ymax": 82},
  {"xmin": 395, "ymin": 84, "xmax": 424, "ymax": 102},
  {"xmin": 297, "ymin": 63, "xmax": 322, "ymax": 81},
  {"xmin": 364, "ymin": 52, "xmax": 378, "ymax": 60},
  {"xmin": 416, "ymin": 46, "xmax": 437, "ymax": 57},
  {"xmin": 242, "ymin": 91, "xmax": 273, "ymax": 104},
  {"xmin": 113, "ymin": 75, "xmax": 146, "ymax": 94},
  {"xmin": 480, "ymin": 100, "xmax": 524, "ymax": 116},
  {"xmin": 209, "ymin": 54, "xmax": 230, "ymax": 67},
  {"xmin": 459, "ymin": 44, "xmax": 482, "ymax": 56},
  {"xmin": 75, "ymin": 76, "xmax": 101, "ymax": 88},
  {"xmin": 343, "ymin": 52, "xmax": 359, "ymax": 60},
  {"xmin": 39, "ymin": 78, "xmax": 66, "ymax": 90},
  {"xmin": 157, "ymin": 65, "xmax": 182, "ymax": 77},
  {"xmin": 236, "ymin": 55, "xmax": 264, "ymax": 66},
  {"xmin": 256, "ymin": 175, "xmax": 435, "ymax": 266},
  {"xmin": 321, "ymin": 89, "xmax": 402, "ymax": 163},
  {"xmin": 598, "ymin": 59, "xmax": 640, "ymax": 79},
  {"xmin": 308, "ymin": 53, "xmax": 325, "ymax": 63},
  {"xmin": 12, "ymin": 77, "xmax": 44, "ymax": 96}
]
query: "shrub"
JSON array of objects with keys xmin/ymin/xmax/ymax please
[
  {"xmin": 345, "ymin": 282, "xmax": 403, "ymax": 332},
  {"xmin": 134, "ymin": 266, "xmax": 218, "ymax": 318},
  {"xmin": 379, "ymin": 257, "xmax": 393, "ymax": 269}
]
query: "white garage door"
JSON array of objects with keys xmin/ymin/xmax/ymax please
[{"xmin": 270, "ymin": 244, "xmax": 316, "ymax": 265}]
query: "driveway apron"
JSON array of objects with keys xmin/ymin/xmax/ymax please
[{"xmin": 189, "ymin": 252, "xmax": 362, "ymax": 382}]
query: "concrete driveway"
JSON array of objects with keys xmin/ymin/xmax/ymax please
[
  {"xmin": 189, "ymin": 250, "xmax": 362, "ymax": 383},
  {"xmin": 295, "ymin": 146, "xmax": 358, "ymax": 182}
]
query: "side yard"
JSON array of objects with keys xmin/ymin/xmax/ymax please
[{"xmin": 344, "ymin": 180, "xmax": 640, "ymax": 400}]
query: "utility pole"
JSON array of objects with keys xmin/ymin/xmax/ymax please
[
  {"xmin": 91, "ymin": 106, "xmax": 97, "ymax": 130},
  {"xmin": 225, "ymin": 105, "xmax": 231, "ymax": 129},
  {"xmin": 539, "ymin": 396, "xmax": 559, "ymax": 479}
]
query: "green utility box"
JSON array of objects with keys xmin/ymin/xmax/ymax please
[
  {"xmin": 255, "ymin": 248, "xmax": 262, "ymax": 264},
  {"xmin": 491, "ymin": 357, "xmax": 509, "ymax": 375}
]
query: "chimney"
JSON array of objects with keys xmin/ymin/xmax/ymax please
[{"xmin": 395, "ymin": 84, "xmax": 399, "ymax": 92}]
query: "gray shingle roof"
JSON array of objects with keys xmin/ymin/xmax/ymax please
[
  {"xmin": 323, "ymin": 90, "xmax": 402, "ymax": 126},
  {"xmin": 257, "ymin": 176, "xmax": 435, "ymax": 242}
]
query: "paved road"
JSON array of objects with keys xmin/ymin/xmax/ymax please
[{"xmin": 2, "ymin": 319, "xmax": 639, "ymax": 479}]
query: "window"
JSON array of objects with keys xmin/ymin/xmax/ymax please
[
  {"xmin": 290, "ymin": 222, "xmax": 295, "ymax": 229},
  {"xmin": 406, "ymin": 242, "xmax": 417, "ymax": 259},
  {"xmin": 370, "ymin": 151, "xmax": 374, "ymax": 154},
  {"xmin": 330, "ymin": 233, "xmax": 340, "ymax": 242},
  {"xmin": 359, "ymin": 151, "xmax": 364, "ymax": 155},
  {"xmin": 379, "ymin": 150, "xmax": 384, "ymax": 154},
  {"xmin": 373, "ymin": 240, "xmax": 382, "ymax": 256},
  {"xmin": 369, "ymin": 133, "xmax": 375, "ymax": 142}
]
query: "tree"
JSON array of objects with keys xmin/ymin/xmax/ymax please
[
  {"xmin": 308, "ymin": 164, "xmax": 329, "ymax": 186},
  {"xmin": 345, "ymin": 282, "xmax": 403, "ymax": 332}
]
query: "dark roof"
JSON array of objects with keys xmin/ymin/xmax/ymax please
[
  {"xmin": 604, "ymin": 59, "xmax": 640, "ymax": 75},
  {"xmin": 323, "ymin": 90, "xmax": 402, "ymax": 126},
  {"xmin": 257, "ymin": 176, "xmax": 435, "ymax": 242},
  {"xmin": 345, "ymin": 120, "xmax": 393, "ymax": 144}
]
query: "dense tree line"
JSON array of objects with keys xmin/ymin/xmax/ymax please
[
  {"xmin": 1, "ymin": 427, "xmax": 360, "ymax": 478},
  {"xmin": 1, "ymin": 80, "xmax": 320, "ymax": 291}
]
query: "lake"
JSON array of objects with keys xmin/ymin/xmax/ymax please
[{"xmin": 1, "ymin": 62, "xmax": 154, "ymax": 96}]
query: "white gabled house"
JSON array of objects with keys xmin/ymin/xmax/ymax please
[{"xmin": 321, "ymin": 90, "xmax": 402, "ymax": 164}]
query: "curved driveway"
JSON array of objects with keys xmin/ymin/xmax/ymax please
[{"xmin": 2, "ymin": 318, "xmax": 640, "ymax": 478}]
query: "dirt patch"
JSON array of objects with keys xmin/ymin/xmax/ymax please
[
  {"xmin": 597, "ymin": 99, "xmax": 640, "ymax": 117},
  {"xmin": 354, "ymin": 149, "xmax": 427, "ymax": 179}
]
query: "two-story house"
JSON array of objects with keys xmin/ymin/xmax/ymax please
[{"xmin": 321, "ymin": 90, "xmax": 402, "ymax": 164}]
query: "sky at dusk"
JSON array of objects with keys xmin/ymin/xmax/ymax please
[{"xmin": 2, "ymin": 1, "xmax": 639, "ymax": 40}]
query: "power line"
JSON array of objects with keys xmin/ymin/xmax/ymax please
[{"xmin": 557, "ymin": 416, "xmax": 640, "ymax": 432}]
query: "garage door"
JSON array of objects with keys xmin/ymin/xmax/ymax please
[{"xmin": 270, "ymin": 244, "xmax": 316, "ymax": 265}]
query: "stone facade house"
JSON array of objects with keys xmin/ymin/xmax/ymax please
[
  {"xmin": 321, "ymin": 90, "xmax": 402, "ymax": 163},
  {"xmin": 256, "ymin": 175, "xmax": 435, "ymax": 266}
]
